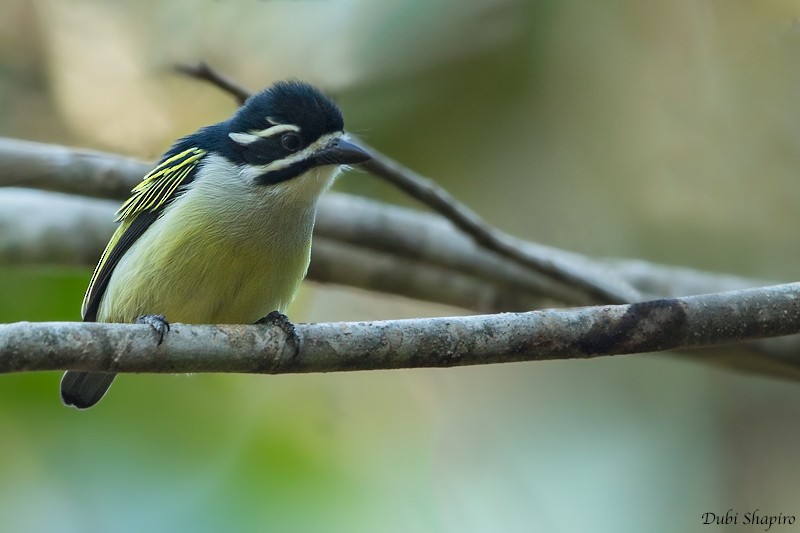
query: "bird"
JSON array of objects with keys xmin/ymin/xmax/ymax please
[{"xmin": 60, "ymin": 80, "xmax": 371, "ymax": 409}]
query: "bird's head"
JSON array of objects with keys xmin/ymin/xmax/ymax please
[{"xmin": 217, "ymin": 80, "xmax": 370, "ymax": 189}]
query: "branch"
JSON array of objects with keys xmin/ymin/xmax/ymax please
[
  {"xmin": 0, "ymin": 188, "xmax": 562, "ymax": 311},
  {"xmin": 175, "ymin": 61, "xmax": 641, "ymax": 305},
  {"xmin": 2, "ymin": 67, "xmax": 798, "ymax": 379},
  {"xmin": 3, "ymin": 283, "xmax": 800, "ymax": 375},
  {"xmin": 0, "ymin": 188, "xmax": 116, "ymax": 265},
  {"xmin": 309, "ymin": 237, "xmax": 553, "ymax": 312},
  {"xmin": 0, "ymin": 137, "xmax": 144, "ymax": 199}
]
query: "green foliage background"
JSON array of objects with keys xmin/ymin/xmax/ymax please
[{"xmin": 2, "ymin": 1, "xmax": 800, "ymax": 532}]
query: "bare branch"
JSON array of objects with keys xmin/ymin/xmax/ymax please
[
  {"xmin": 0, "ymin": 188, "xmax": 556, "ymax": 311},
  {"xmin": 174, "ymin": 62, "xmax": 641, "ymax": 305},
  {"xmin": 0, "ymin": 137, "xmax": 145, "ymax": 199},
  {"xmin": 0, "ymin": 188, "xmax": 116, "ymax": 265},
  {"xmin": 3, "ymin": 283, "xmax": 800, "ymax": 375}
]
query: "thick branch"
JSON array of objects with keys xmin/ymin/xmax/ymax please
[{"xmin": 3, "ymin": 283, "xmax": 800, "ymax": 375}]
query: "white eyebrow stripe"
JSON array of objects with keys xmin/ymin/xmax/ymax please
[
  {"xmin": 250, "ymin": 123, "xmax": 301, "ymax": 138},
  {"xmin": 228, "ymin": 124, "xmax": 301, "ymax": 146},
  {"xmin": 228, "ymin": 132, "xmax": 259, "ymax": 145}
]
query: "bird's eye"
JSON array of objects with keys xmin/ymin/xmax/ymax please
[{"xmin": 281, "ymin": 133, "xmax": 302, "ymax": 152}]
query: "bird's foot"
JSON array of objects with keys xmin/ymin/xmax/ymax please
[
  {"xmin": 256, "ymin": 311, "xmax": 299, "ymax": 357},
  {"xmin": 135, "ymin": 314, "xmax": 170, "ymax": 345}
]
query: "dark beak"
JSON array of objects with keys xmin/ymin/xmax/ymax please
[{"xmin": 319, "ymin": 137, "xmax": 371, "ymax": 165}]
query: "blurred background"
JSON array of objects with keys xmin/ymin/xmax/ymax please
[{"xmin": 2, "ymin": 0, "xmax": 800, "ymax": 531}]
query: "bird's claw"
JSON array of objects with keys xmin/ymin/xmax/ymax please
[
  {"xmin": 135, "ymin": 314, "xmax": 170, "ymax": 345},
  {"xmin": 256, "ymin": 311, "xmax": 299, "ymax": 356}
]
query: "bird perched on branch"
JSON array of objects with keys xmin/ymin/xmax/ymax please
[{"xmin": 61, "ymin": 80, "xmax": 370, "ymax": 409}]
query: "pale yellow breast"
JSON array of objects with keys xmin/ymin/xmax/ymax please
[
  {"xmin": 96, "ymin": 156, "xmax": 333, "ymax": 324},
  {"xmin": 98, "ymin": 220, "xmax": 310, "ymax": 323}
]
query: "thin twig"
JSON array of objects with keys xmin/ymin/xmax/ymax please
[
  {"xmin": 174, "ymin": 61, "xmax": 642, "ymax": 305},
  {"xmin": 175, "ymin": 61, "xmax": 250, "ymax": 105},
  {"xmin": 3, "ymin": 282, "xmax": 800, "ymax": 375}
]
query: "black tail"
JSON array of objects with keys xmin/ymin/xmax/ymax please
[{"xmin": 60, "ymin": 371, "xmax": 117, "ymax": 409}]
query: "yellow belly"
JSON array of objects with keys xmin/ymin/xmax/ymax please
[
  {"xmin": 98, "ymin": 226, "xmax": 310, "ymax": 324},
  {"xmin": 97, "ymin": 192, "xmax": 313, "ymax": 324}
]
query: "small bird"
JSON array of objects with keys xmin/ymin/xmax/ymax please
[{"xmin": 61, "ymin": 80, "xmax": 370, "ymax": 409}]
